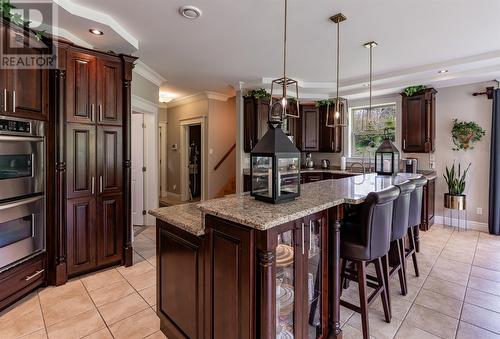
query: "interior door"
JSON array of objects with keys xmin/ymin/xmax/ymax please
[
  {"xmin": 66, "ymin": 124, "xmax": 96, "ymax": 199},
  {"xmin": 131, "ymin": 113, "xmax": 144, "ymax": 226},
  {"xmin": 97, "ymin": 126, "xmax": 123, "ymax": 195},
  {"xmin": 66, "ymin": 51, "xmax": 97, "ymax": 124},
  {"xmin": 97, "ymin": 59, "xmax": 122, "ymax": 126}
]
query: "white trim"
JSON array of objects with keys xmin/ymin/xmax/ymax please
[
  {"xmin": 133, "ymin": 60, "xmax": 166, "ymax": 87},
  {"xmin": 180, "ymin": 117, "xmax": 207, "ymax": 202},
  {"xmin": 434, "ymin": 216, "xmax": 489, "ymax": 233},
  {"xmin": 53, "ymin": 0, "xmax": 139, "ymax": 49},
  {"xmin": 131, "ymin": 95, "xmax": 158, "ymax": 114},
  {"xmin": 167, "ymin": 91, "xmax": 232, "ymax": 108},
  {"xmin": 159, "ymin": 122, "xmax": 168, "ymax": 198}
]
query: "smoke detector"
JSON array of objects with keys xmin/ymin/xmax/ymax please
[{"xmin": 179, "ymin": 6, "xmax": 202, "ymax": 19}]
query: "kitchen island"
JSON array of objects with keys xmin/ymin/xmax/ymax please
[{"xmin": 150, "ymin": 173, "xmax": 422, "ymax": 339}]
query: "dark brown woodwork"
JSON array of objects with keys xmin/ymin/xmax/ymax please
[
  {"xmin": 97, "ymin": 59, "xmax": 122, "ymax": 125},
  {"xmin": 97, "ymin": 194, "xmax": 123, "ymax": 266},
  {"xmin": 66, "ymin": 196, "xmax": 97, "ymax": 276},
  {"xmin": 214, "ymin": 143, "xmax": 236, "ymax": 171},
  {"xmin": 65, "ymin": 51, "xmax": 97, "ymax": 124},
  {"xmin": 420, "ymin": 178, "xmax": 436, "ymax": 231},
  {"xmin": 66, "ymin": 124, "xmax": 96, "ymax": 199},
  {"xmin": 401, "ymin": 88, "xmax": 437, "ymax": 153},
  {"xmin": 243, "ymin": 97, "xmax": 270, "ymax": 152},
  {"xmin": 329, "ymin": 207, "xmax": 343, "ymax": 339},
  {"xmin": 97, "ymin": 126, "xmax": 123, "ymax": 194},
  {"xmin": 301, "ymin": 105, "xmax": 319, "ymax": 151},
  {"xmin": 157, "ymin": 220, "xmax": 204, "ymax": 339},
  {"xmin": 319, "ymin": 107, "xmax": 342, "ymax": 153},
  {"xmin": 0, "ymin": 253, "xmax": 46, "ymax": 310}
]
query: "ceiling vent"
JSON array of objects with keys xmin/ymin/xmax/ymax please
[{"xmin": 179, "ymin": 6, "xmax": 202, "ymax": 19}]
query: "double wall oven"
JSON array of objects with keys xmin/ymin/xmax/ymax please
[{"xmin": 0, "ymin": 116, "xmax": 45, "ymax": 272}]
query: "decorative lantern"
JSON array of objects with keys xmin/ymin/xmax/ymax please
[
  {"xmin": 375, "ymin": 139, "xmax": 400, "ymax": 175},
  {"xmin": 250, "ymin": 124, "xmax": 301, "ymax": 204}
]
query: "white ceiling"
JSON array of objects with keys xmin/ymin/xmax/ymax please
[{"xmin": 40, "ymin": 0, "xmax": 500, "ymax": 99}]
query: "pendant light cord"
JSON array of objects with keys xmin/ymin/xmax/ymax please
[
  {"xmin": 283, "ymin": 0, "xmax": 287, "ymax": 99},
  {"xmin": 336, "ymin": 20, "xmax": 340, "ymax": 105},
  {"xmin": 369, "ymin": 44, "xmax": 373, "ymax": 123}
]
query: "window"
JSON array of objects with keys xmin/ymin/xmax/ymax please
[{"xmin": 349, "ymin": 103, "xmax": 396, "ymax": 158}]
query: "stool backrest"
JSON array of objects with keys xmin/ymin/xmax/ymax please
[
  {"xmin": 360, "ymin": 186, "xmax": 400, "ymax": 260},
  {"xmin": 408, "ymin": 175, "xmax": 428, "ymax": 228},
  {"xmin": 392, "ymin": 180, "xmax": 416, "ymax": 241}
]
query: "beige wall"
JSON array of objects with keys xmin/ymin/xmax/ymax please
[{"xmin": 132, "ymin": 73, "xmax": 159, "ymax": 103}]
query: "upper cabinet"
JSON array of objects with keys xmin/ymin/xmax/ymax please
[
  {"xmin": 301, "ymin": 105, "xmax": 319, "ymax": 151},
  {"xmin": 96, "ymin": 59, "xmax": 122, "ymax": 125},
  {"xmin": 243, "ymin": 97, "xmax": 270, "ymax": 152},
  {"xmin": 401, "ymin": 88, "xmax": 436, "ymax": 153},
  {"xmin": 0, "ymin": 22, "xmax": 49, "ymax": 120},
  {"xmin": 66, "ymin": 51, "xmax": 97, "ymax": 124},
  {"xmin": 318, "ymin": 107, "xmax": 342, "ymax": 153}
]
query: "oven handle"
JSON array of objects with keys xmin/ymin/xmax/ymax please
[
  {"xmin": 25, "ymin": 269, "xmax": 44, "ymax": 281},
  {"xmin": 0, "ymin": 195, "xmax": 43, "ymax": 210},
  {"xmin": 0, "ymin": 135, "xmax": 44, "ymax": 142}
]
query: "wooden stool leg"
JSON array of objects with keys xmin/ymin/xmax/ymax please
[
  {"xmin": 381, "ymin": 254, "xmax": 391, "ymax": 315},
  {"xmin": 374, "ymin": 257, "xmax": 391, "ymax": 322},
  {"xmin": 341, "ymin": 258, "xmax": 349, "ymax": 290},
  {"xmin": 357, "ymin": 261, "xmax": 370, "ymax": 339},
  {"xmin": 396, "ymin": 239, "xmax": 408, "ymax": 296},
  {"xmin": 408, "ymin": 227, "xmax": 420, "ymax": 277},
  {"xmin": 413, "ymin": 225, "xmax": 420, "ymax": 253}
]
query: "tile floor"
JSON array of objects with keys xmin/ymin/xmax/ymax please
[{"xmin": 1, "ymin": 225, "xmax": 500, "ymax": 338}]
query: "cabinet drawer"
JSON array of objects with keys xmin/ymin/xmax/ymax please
[{"xmin": 0, "ymin": 253, "xmax": 46, "ymax": 309}]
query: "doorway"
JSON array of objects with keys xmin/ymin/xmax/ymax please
[
  {"xmin": 131, "ymin": 112, "xmax": 145, "ymax": 226},
  {"xmin": 180, "ymin": 117, "xmax": 206, "ymax": 201},
  {"xmin": 188, "ymin": 125, "xmax": 201, "ymax": 201}
]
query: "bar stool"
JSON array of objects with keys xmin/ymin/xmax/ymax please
[
  {"xmin": 406, "ymin": 175, "xmax": 427, "ymax": 277},
  {"xmin": 339, "ymin": 186, "xmax": 399, "ymax": 339},
  {"xmin": 387, "ymin": 180, "xmax": 416, "ymax": 298}
]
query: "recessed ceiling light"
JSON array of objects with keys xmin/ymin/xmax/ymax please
[
  {"xmin": 179, "ymin": 5, "xmax": 202, "ymax": 19},
  {"xmin": 89, "ymin": 28, "xmax": 103, "ymax": 36},
  {"xmin": 363, "ymin": 83, "xmax": 370, "ymax": 87},
  {"xmin": 438, "ymin": 69, "xmax": 448, "ymax": 74}
]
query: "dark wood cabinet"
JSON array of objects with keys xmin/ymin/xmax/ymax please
[
  {"xmin": 301, "ymin": 105, "xmax": 319, "ymax": 152},
  {"xmin": 66, "ymin": 196, "xmax": 97, "ymax": 276},
  {"xmin": 97, "ymin": 59, "xmax": 122, "ymax": 125},
  {"xmin": 421, "ymin": 177, "xmax": 436, "ymax": 231},
  {"xmin": 66, "ymin": 124, "xmax": 96, "ymax": 199},
  {"xmin": 97, "ymin": 194, "xmax": 123, "ymax": 265},
  {"xmin": 401, "ymin": 88, "xmax": 436, "ymax": 153},
  {"xmin": 243, "ymin": 97, "xmax": 270, "ymax": 152},
  {"xmin": 318, "ymin": 107, "xmax": 342, "ymax": 153},
  {"xmin": 66, "ymin": 51, "xmax": 97, "ymax": 124},
  {"xmin": 97, "ymin": 126, "xmax": 123, "ymax": 194}
]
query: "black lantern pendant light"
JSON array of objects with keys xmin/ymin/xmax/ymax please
[
  {"xmin": 270, "ymin": 0, "xmax": 300, "ymax": 124},
  {"xmin": 375, "ymin": 139, "xmax": 400, "ymax": 175},
  {"xmin": 326, "ymin": 13, "xmax": 348, "ymax": 128}
]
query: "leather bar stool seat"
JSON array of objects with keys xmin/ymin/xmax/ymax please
[
  {"xmin": 339, "ymin": 186, "xmax": 399, "ymax": 339},
  {"xmin": 406, "ymin": 175, "xmax": 428, "ymax": 276}
]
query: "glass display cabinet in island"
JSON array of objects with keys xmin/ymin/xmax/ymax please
[
  {"xmin": 250, "ymin": 123, "xmax": 300, "ymax": 204},
  {"xmin": 374, "ymin": 138, "xmax": 400, "ymax": 175}
]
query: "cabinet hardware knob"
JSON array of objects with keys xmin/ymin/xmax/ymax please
[
  {"xmin": 301, "ymin": 222, "xmax": 305, "ymax": 255},
  {"xmin": 91, "ymin": 104, "xmax": 95, "ymax": 122},
  {"xmin": 99, "ymin": 176, "xmax": 103, "ymax": 193},
  {"xmin": 309, "ymin": 220, "xmax": 313, "ymax": 252},
  {"xmin": 12, "ymin": 90, "xmax": 15, "ymax": 112},
  {"xmin": 91, "ymin": 177, "xmax": 95, "ymax": 194},
  {"xmin": 3, "ymin": 89, "xmax": 6, "ymax": 112},
  {"xmin": 99, "ymin": 105, "xmax": 103, "ymax": 121},
  {"xmin": 25, "ymin": 269, "xmax": 44, "ymax": 281}
]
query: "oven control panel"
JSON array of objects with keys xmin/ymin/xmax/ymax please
[{"xmin": 0, "ymin": 119, "xmax": 31, "ymax": 133}]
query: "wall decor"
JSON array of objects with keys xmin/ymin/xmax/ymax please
[{"xmin": 451, "ymin": 118, "xmax": 486, "ymax": 150}]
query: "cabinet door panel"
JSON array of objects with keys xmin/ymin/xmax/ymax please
[
  {"xmin": 97, "ymin": 60, "xmax": 122, "ymax": 125},
  {"xmin": 7, "ymin": 67, "xmax": 49, "ymax": 121},
  {"xmin": 403, "ymin": 97, "xmax": 426, "ymax": 152},
  {"xmin": 66, "ymin": 52, "xmax": 96, "ymax": 124},
  {"xmin": 66, "ymin": 124, "xmax": 96, "ymax": 199},
  {"xmin": 97, "ymin": 126, "xmax": 123, "ymax": 194},
  {"xmin": 97, "ymin": 195, "xmax": 123, "ymax": 265},
  {"xmin": 66, "ymin": 196, "xmax": 96, "ymax": 276},
  {"xmin": 301, "ymin": 107, "xmax": 319, "ymax": 151}
]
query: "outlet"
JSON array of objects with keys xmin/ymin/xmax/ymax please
[
  {"xmin": 477, "ymin": 207, "xmax": 483, "ymax": 215},
  {"xmin": 429, "ymin": 161, "xmax": 435, "ymax": 170}
]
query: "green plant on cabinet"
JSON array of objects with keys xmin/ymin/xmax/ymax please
[
  {"xmin": 451, "ymin": 119, "xmax": 486, "ymax": 151},
  {"xmin": 244, "ymin": 88, "xmax": 271, "ymax": 100},
  {"xmin": 403, "ymin": 85, "xmax": 426, "ymax": 96}
]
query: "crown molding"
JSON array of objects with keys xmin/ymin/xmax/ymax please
[
  {"xmin": 131, "ymin": 95, "xmax": 159, "ymax": 114},
  {"xmin": 167, "ymin": 91, "xmax": 232, "ymax": 108},
  {"xmin": 133, "ymin": 60, "xmax": 167, "ymax": 87}
]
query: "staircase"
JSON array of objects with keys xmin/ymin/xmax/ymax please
[{"xmin": 215, "ymin": 176, "xmax": 236, "ymax": 198}]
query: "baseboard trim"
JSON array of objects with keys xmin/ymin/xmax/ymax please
[
  {"xmin": 165, "ymin": 192, "xmax": 181, "ymax": 200},
  {"xmin": 434, "ymin": 215, "xmax": 489, "ymax": 233}
]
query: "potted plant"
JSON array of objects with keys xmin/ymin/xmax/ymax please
[
  {"xmin": 451, "ymin": 119, "xmax": 486, "ymax": 150},
  {"xmin": 243, "ymin": 88, "xmax": 271, "ymax": 100},
  {"xmin": 402, "ymin": 85, "xmax": 426, "ymax": 96},
  {"xmin": 443, "ymin": 162, "xmax": 471, "ymax": 210}
]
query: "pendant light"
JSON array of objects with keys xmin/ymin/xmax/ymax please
[
  {"xmin": 363, "ymin": 41, "xmax": 378, "ymax": 127},
  {"xmin": 326, "ymin": 13, "xmax": 348, "ymax": 128},
  {"xmin": 269, "ymin": 0, "xmax": 300, "ymax": 124}
]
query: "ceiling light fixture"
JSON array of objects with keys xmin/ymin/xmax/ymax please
[
  {"xmin": 438, "ymin": 69, "xmax": 448, "ymax": 74},
  {"xmin": 363, "ymin": 83, "xmax": 370, "ymax": 87},
  {"xmin": 326, "ymin": 13, "xmax": 348, "ymax": 128},
  {"xmin": 269, "ymin": 0, "xmax": 300, "ymax": 124},
  {"xmin": 89, "ymin": 28, "xmax": 103, "ymax": 35},
  {"xmin": 364, "ymin": 41, "xmax": 378, "ymax": 129},
  {"xmin": 179, "ymin": 5, "xmax": 202, "ymax": 19}
]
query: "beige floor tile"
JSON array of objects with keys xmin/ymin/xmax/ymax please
[
  {"xmin": 82, "ymin": 328, "xmax": 114, "ymax": 339},
  {"xmin": 465, "ymin": 288, "xmax": 500, "ymax": 313},
  {"xmin": 414, "ymin": 289, "xmax": 463, "ymax": 319},
  {"xmin": 405, "ymin": 304, "xmax": 459, "ymax": 339},
  {"xmin": 471, "ymin": 266, "xmax": 500, "ymax": 283},
  {"xmin": 133, "ymin": 251, "xmax": 145, "ymax": 264},
  {"xmin": 97, "ymin": 292, "xmax": 149, "ymax": 325},
  {"xmin": 389, "ymin": 279, "xmax": 421, "ymax": 303},
  {"xmin": 433, "ymin": 257, "xmax": 471, "ymax": 274},
  {"xmin": 473, "ymin": 256, "xmax": 500, "ymax": 272},
  {"xmin": 347, "ymin": 308, "xmax": 402, "ymax": 339},
  {"xmin": 0, "ymin": 293, "xmax": 45, "ymax": 338},
  {"xmin": 117, "ymin": 259, "xmax": 154, "ymax": 278},
  {"xmin": 340, "ymin": 324, "xmax": 367, "ymax": 339},
  {"xmin": 109, "ymin": 308, "xmax": 160, "ymax": 339},
  {"xmin": 41, "ymin": 292, "xmax": 95, "ymax": 326},
  {"xmin": 139, "ymin": 285, "xmax": 156, "ymax": 306},
  {"xmin": 89, "ymin": 280, "xmax": 135, "ymax": 307},
  {"xmin": 461, "ymin": 303, "xmax": 500, "ymax": 334},
  {"xmin": 80, "ymin": 268, "xmax": 124, "ymax": 292},
  {"xmin": 38, "ymin": 280, "xmax": 87, "ymax": 306},
  {"xmin": 371, "ymin": 293, "xmax": 412, "ymax": 320},
  {"xmin": 395, "ymin": 322, "xmax": 441, "ymax": 339},
  {"xmin": 456, "ymin": 321, "xmax": 500, "ymax": 339},
  {"xmin": 429, "ymin": 266, "xmax": 469, "ymax": 286},
  {"xmin": 440, "ymin": 247, "xmax": 475, "ymax": 264},
  {"xmin": 46, "ymin": 309, "xmax": 106, "ymax": 339},
  {"xmin": 340, "ymin": 305, "xmax": 355, "ymax": 325},
  {"xmin": 19, "ymin": 329, "xmax": 48, "ymax": 339},
  {"xmin": 468, "ymin": 276, "xmax": 500, "ymax": 296},
  {"xmin": 125, "ymin": 268, "xmax": 156, "ymax": 291},
  {"xmin": 144, "ymin": 331, "xmax": 168, "ymax": 339},
  {"xmin": 422, "ymin": 275, "xmax": 466, "ymax": 300}
]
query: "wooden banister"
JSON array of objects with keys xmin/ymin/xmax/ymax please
[{"xmin": 214, "ymin": 143, "xmax": 236, "ymax": 171}]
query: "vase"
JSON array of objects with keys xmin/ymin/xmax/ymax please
[{"xmin": 444, "ymin": 193, "xmax": 466, "ymax": 210}]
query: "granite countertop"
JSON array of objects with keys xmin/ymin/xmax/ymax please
[
  {"xmin": 149, "ymin": 203, "xmax": 204, "ymax": 236},
  {"xmin": 198, "ymin": 173, "xmax": 422, "ymax": 231}
]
